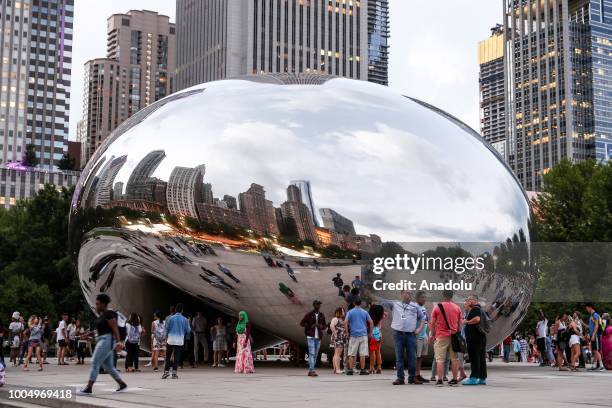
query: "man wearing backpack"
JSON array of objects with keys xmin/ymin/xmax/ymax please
[
  {"xmin": 463, "ymin": 295, "xmax": 487, "ymax": 385},
  {"xmin": 300, "ymin": 300, "xmax": 326, "ymax": 377},
  {"xmin": 586, "ymin": 303, "xmax": 605, "ymax": 371}
]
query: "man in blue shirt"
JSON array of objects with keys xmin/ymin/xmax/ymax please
[
  {"xmin": 586, "ymin": 303, "xmax": 604, "ymax": 371},
  {"xmin": 162, "ymin": 303, "xmax": 191, "ymax": 379},
  {"xmin": 381, "ymin": 291, "xmax": 425, "ymax": 385},
  {"xmin": 344, "ymin": 298, "xmax": 373, "ymax": 375}
]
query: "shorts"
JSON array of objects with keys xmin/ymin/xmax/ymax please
[
  {"xmin": 29, "ymin": 340, "xmax": 41, "ymax": 349},
  {"xmin": 42, "ymin": 340, "xmax": 49, "ymax": 353},
  {"xmin": 569, "ymin": 335, "xmax": 581, "ymax": 347},
  {"xmin": 591, "ymin": 334, "xmax": 601, "ymax": 352},
  {"xmin": 434, "ymin": 337, "xmax": 457, "ymax": 362},
  {"xmin": 369, "ymin": 337, "xmax": 381, "ymax": 353},
  {"xmin": 58, "ymin": 339, "xmax": 66, "ymax": 348},
  {"xmin": 416, "ymin": 337, "xmax": 429, "ymax": 357},
  {"xmin": 347, "ymin": 336, "xmax": 369, "ymax": 357},
  {"xmin": 152, "ymin": 336, "xmax": 166, "ymax": 351}
]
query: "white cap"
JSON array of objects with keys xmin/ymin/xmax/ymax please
[{"xmin": 12, "ymin": 311, "xmax": 20, "ymax": 320}]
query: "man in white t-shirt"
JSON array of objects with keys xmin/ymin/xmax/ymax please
[{"xmin": 56, "ymin": 313, "xmax": 69, "ymax": 365}]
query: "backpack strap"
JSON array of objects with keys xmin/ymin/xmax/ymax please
[{"xmin": 437, "ymin": 303, "xmax": 453, "ymax": 332}]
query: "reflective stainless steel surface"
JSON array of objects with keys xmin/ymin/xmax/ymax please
[{"xmin": 70, "ymin": 74, "xmax": 532, "ymax": 358}]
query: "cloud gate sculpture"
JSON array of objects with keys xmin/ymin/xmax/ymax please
[{"xmin": 70, "ymin": 74, "xmax": 533, "ymax": 361}]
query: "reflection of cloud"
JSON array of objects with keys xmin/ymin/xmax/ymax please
[{"xmin": 91, "ymin": 78, "xmax": 530, "ymax": 243}]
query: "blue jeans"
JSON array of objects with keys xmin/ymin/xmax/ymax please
[
  {"xmin": 307, "ymin": 337, "xmax": 321, "ymax": 372},
  {"xmin": 88, "ymin": 334, "xmax": 121, "ymax": 383},
  {"xmin": 394, "ymin": 331, "xmax": 417, "ymax": 381}
]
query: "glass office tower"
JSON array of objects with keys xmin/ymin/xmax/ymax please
[{"xmin": 504, "ymin": 0, "xmax": 612, "ymax": 190}]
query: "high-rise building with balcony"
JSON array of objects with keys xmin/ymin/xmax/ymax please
[
  {"xmin": 503, "ymin": 0, "xmax": 612, "ymax": 190},
  {"xmin": 478, "ymin": 25, "xmax": 506, "ymax": 158},
  {"xmin": 80, "ymin": 10, "xmax": 175, "ymax": 167},
  {"xmin": 366, "ymin": 0, "xmax": 389, "ymax": 86},
  {"xmin": 166, "ymin": 164, "xmax": 205, "ymax": 219},
  {"xmin": 0, "ymin": 0, "xmax": 74, "ymax": 169},
  {"xmin": 175, "ymin": 0, "xmax": 388, "ymax": 90}
]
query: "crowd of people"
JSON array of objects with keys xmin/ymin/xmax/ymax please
[
  {"xmin": 301, "ymin": 286, "xmax": 495, "ymax": 386},
  {"xmin": 1, "ymin": 285, "xmax": 610, "ymax": 393},
  {"xmin": 505, "ymin": 304, "xmax": 612, "ymax": 372}
]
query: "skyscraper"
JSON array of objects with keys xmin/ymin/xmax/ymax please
[
  {"xmin": 290, "ymin": 180, "xmax": 318, "ymax": 227},
  {"xmin": 175, "ymin": 0, "xmax": 388, "ymax": 89},
  {"xmin": 280, "ymin": 184, "xmax": 318, "ymax": 244},
  {"xmin": 93, "ymin": 155, "xmax": 127, "ymax": 207},
  {"xmin": 81, "ymin": 10, "xmax": 175, "ymax": 166},
  {"xmin": 319, "ymin": 207, "xmax": 356, "ymax": 235},
  {"xmin": 166, "ymin": 165, "xmax": 205, "ymax": 219},
  {"xmin": 0, "ymin": 0, "xmax": 74, "ymax": 169},
  {"xmin": 367, "ymin": 0, "xmax": 390, "ymax": 86},
  {"xmin": 503, "ymin": 0, "xmax": 612, "ymax": 190},
  {"xmin": 125, "ymin": 150, "xmax": 166, "ymax": 201},
  {"xmin": 478, "ymin": 25, "xmax": 506, "ymax": 158},
  {"xmin": 238, "ymin": 183, "xmax": 279, "ymax": 236}
]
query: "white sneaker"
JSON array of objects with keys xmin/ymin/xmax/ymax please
[
  {"xmin": 218, "ymin": 363, "xmax": 225, "ymax": 368},
  {"xmin": 144, "ymin": 362, "xmax": 152, "ymax": 367}
]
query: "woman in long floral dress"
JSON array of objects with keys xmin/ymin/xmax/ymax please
[{"xmin": 234, "ymin": 311, "xmax": 254, "ymax": 374}]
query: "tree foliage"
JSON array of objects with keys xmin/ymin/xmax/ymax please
[{"xmin": 0, "ymin": 185, "xmax": 85, "ymax": 321}]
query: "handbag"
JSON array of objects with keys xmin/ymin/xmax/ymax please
[{"xmin": 438, "ymin": 303, "xmax": 467, "ymax": 354}]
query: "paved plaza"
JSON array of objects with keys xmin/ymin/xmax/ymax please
[{"xmin": 0, "ymin": 361, "xmax": 611, "ymax": 408}]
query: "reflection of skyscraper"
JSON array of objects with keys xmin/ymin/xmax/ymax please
[
  {"xmin": 125, "ymin": 150, "xmax": 167, "ymax": 201},
  {"xmin": 113, "ymin": 182, "xmax": 124, "ymax": 201},
  {"xmin": 281, "ymin": 185, "xmax": 318, "ymax": 244},
  {"xmin": 166, "ymin": 165, "xmax": 205, "ymax": 219},
  {"xmin": 238, "ymin": 183, "xmax": 279, "ymax": 236},
  {"xmin": 223, "ymin": 195, "xmax": 237, "ymax": 210},
  {"xmin": 290, "ymin": 180, "xmax": 319, "ymax": 227},
  {"xmin": 94, "ymin": 155, "xmax": 128, "ymax": 207},
  {"xmin": 319, "ymin": 208, "xmax": 356, "ymax": 236},
  {"xmin": 201, "ymin": 183, "xmax": 214, "ymax": 204}
]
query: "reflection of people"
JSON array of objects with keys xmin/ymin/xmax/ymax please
[
  {"xmin": 285, "ymin": 264, "xmax": 298, "ymax": 282},
  {"xmin": 351, "ymin": 275, "xmax": 364, "ymax": 291},
  {"xmin": 332, "ymin": 273, "xmax": 344, "ymax": 296},
  {"xmin": 234, "ymin": 311, "xmax": 254, "ymax": 374}
]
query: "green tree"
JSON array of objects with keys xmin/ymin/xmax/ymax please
[
  {"xmin": 532, "ymin": 159, "xmax": 612, "ymax": 242},
  {"xmin": 517, "ymin": 159, "xmax": 612, "ymax": 333},
  {"xmin": 57, "ymin": 153, "xmax": 76, "ymax": 171},
  {"xmin": 21, "ymin": 144, "xmax": 39, "ymax": 168},
  {"xmin": 0, "ymin": 184, "xmax": 85, "ymax": 320},
  {"xmin": 0, "ymin": 275, "xmax": 55, "ymax": 321}
]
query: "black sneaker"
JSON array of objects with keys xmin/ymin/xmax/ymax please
[
  {"xmin": 448, "ymin": 379, "xmax": 459, "ymax": 386},
  {"xmin": 172, "ymin": 373, "xmax": 179, "ymax": 379},
  {"xmin": 114, "ymin": 383, "xmax": 128, "ymax": 393},
  {"xmin": 416, "ymin": 375, "xmax": 430, "ymax": 383},
  {"xmin": 359, "ymin": 369, "xmax": 369, "ymax": 375},
  {"xmin": 161, "ymin": 371, "xmax": 170, "ymax": 379},
  {"xmin": 346, "ymin": 369, "xmax": 354, "ymax": 375},
  {"xmin": 436, "ymin": 380, "xmax": 444, "ymax": 387},
  {"xmin": 77, "ymin": 388, "xmax": 92, "ymax": 396}
]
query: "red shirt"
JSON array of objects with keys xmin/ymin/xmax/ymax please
[{"xmin": 431, "ymin": 301, "xmax": 462, "ymax": 339}]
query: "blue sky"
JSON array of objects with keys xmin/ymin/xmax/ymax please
[{"xmin": 69, "ymin": 0, "xmax": 501, "ymax": 140}]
